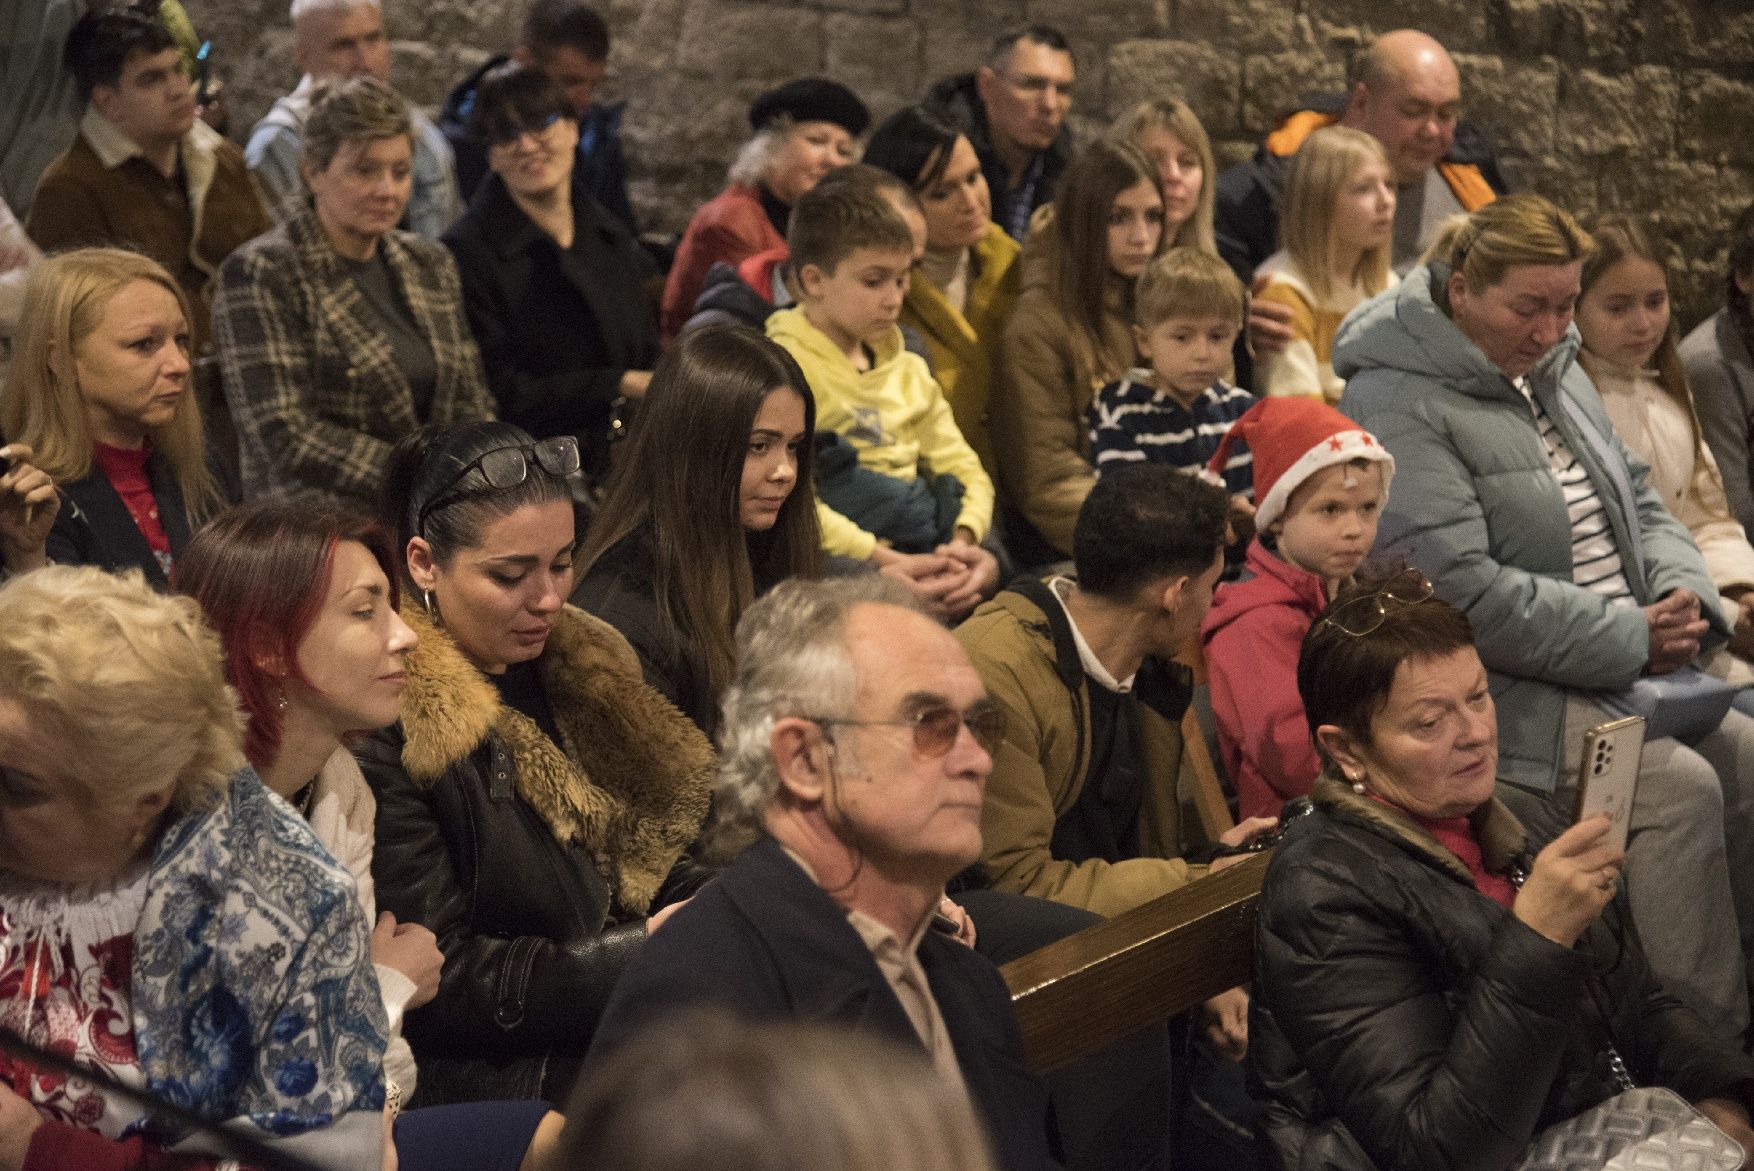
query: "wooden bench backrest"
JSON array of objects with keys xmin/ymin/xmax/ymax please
[{"xmin": 1001, "ymin": 853, "xmax": 1266, "ymax": 1074}]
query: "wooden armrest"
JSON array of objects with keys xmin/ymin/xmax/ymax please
[{"xmin": 1001, "ymin": 853, "xmax": 1267, "ymax": 1073}]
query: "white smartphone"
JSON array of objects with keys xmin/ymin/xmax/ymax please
[{"xmin": 1573, "ymin": 716, "xmax": 1644, "ymax": 854}]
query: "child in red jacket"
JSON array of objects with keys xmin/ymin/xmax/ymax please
[{"xmin": 1199, "ymin": 398, "xmax": 1395, "ymax": 819}]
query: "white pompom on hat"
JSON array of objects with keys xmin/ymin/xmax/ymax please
[{"xmin": 1206, "ymin": 397, "xmax": 1394, "ymax": 531}]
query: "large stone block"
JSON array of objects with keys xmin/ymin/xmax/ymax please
[
  {"xmin": 1515, "ymin": 155, "xmax": 1602, "ymax": 218},
  {"xmin": 1105, "ymin": 39, "xmax": 1241, "ymax": 136},
  {"xmin": 1642, "ymin": 0, "xmax": 1754, "ymax": 66},
  {"xmin": 675, "ymin": 1, "xmax": 825, "ymax": 81},
  {"xmin": 1304, "ymin": 0, "xmax": 1489, "ymax": 52},
  {"xmin": 1487, "ymin": 0, "xmax": 1638, "ymax": 66},
  {"xmin": 1240, "ymin": 51, "xmax": 1347, "ymax": 136},
  {"xmin": 1453, "ymin": 54, "xmax": 1556, "ymax": 159},
  {"xmin": 1683, "ymin": 74, "xmax": 1754, "ymax": 167},
  {"xmin": 1178, "ymin": 0, "xmax": 1298, "ymax": 57},
  {"xmin": 825, "ymin": 14, "xmax": 922, "ymax": 108},
  {"xmin": 1027, "ymin": 0, "xmax": 1166, "ymax": 47},
  {"xmin": 1556, "ymin": 66, "xmax": 1678, "ymax": 158}
]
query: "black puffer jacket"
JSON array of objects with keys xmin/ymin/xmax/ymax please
[
  {"xmin": 356, "ymin": 603, "xmax": 716, "ymax": 1107},
  {"xmin": 1250, "ymin": 777, "xmax": 1754, "ymax": 1171}
]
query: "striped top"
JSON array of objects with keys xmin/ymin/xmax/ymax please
[
  {"xmin": 1088, "ymin": 370, "xmax": 1256, "ymax": 498},
  {"xmin": 1516, "ymin": 379, "xmax": 1636, "ymax": 605}
]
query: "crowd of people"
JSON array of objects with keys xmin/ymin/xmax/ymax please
[{"xmin": 2, "ymin": 3, "xmax": 1754, "ymax": 1169}]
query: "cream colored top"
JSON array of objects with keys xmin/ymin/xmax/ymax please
[{"xmin": 1585, "ymin": 352, "xmax": 1754, "ymax": 685}]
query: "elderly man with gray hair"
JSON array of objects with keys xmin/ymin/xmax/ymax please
[
  {"xmin": 246, "ymin": 0, "xmax": 460, "ymax": 235},
  {"xmin": 589, "ymin": 575, "xmax": 1057, "ymax": 1171}
]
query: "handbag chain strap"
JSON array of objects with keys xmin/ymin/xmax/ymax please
[{"xmin": 1510, "ymin": 858, "xmax": 1637, "ymax": 1092}]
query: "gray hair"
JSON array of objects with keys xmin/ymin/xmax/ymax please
[
  {"xmin": 708, "ymin": 574, "xmax": 925, "ymax": 859},
  {"xmin": 727, "ymin": 116, "xmax": 791, "ymax": 188},
  {"xmin": 290, "ymin": 0, "xmax": 378, "ymax": 26}
]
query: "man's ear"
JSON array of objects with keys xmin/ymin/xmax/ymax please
[
  {"xmin": 1157, "ymin": 573, "xmax": 1190, "ymax": 618},
  {"xmin": 89, "ymin": 82, "xmax": 121, "ymax": 123},
  {"xmin": 1343, "ymin": 80, "xmax": 1370, "ymax": 123},
  {"xmin": 974, "ymin": 64, "xmax": 999, "ymax": 107},
  {"xmin": 770, "ymin": 717, "xmax": 830, "ymax": 805}
]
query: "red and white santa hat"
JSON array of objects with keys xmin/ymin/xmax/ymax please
[{"xmin": 1207, "ymin": 398, "xmax": 1394, "ymax": 531}]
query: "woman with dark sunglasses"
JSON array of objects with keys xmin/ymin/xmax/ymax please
[
  {"xmin": 355, "ymin": 419, "xmax": 718, "ymax": 1109},
  {"xmin": 442, "ymin": 63, "xmax": 659, "ymax": 487},
  {"xmin": 1251, "ymin": 575, "xmax": 1754, "ymax": 1170}
]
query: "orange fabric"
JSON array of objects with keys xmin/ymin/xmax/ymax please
[
  {"xmin": 1263, "ymin": 110, "xmax": 1339, "ymax": 158},
  {"xmin": 1440, "ymin": 161, "xmax": 1498, "ymax": 211}
]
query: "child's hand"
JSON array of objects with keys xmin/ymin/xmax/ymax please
[
  {"xmin": 1229, "ymin": 494, "xmax": 1255, "ymax": 517},
  {"xmin": 875, "ymin": 551, "xmax": 963, "ymax": 620},
  {"xmin": 935, "ymin": 538, "xmax": 1000, "ymax": 619}
]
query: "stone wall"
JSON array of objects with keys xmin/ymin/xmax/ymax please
[{"xmin": 184, "ymin": 0, "xmax": 1754, "ymax": 328}]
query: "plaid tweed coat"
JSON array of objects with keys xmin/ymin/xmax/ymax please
[{"xmin": 213, "ymin": 203, "xmax": 493, "ymax": 507}]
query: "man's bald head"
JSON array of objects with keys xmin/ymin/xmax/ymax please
[{"xmin": 1342, "ymin": 29, "xmax": 1461, "ymax": 185}]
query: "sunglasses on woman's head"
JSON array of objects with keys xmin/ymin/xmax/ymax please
[
  {"xmin": 1315, "ymin": 570, "xmax": 1435, "ymax": 639},
  {"xmin": 416, "ymin": 436, "xmax": 580, "ymax": 540}
]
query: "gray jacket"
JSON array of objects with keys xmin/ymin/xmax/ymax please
[
  {"xmin": 1680, "ymin": 308, "xmax": 1754, "ymax": 535},
  {"xmin": 1335, "ymin": 263, "xmax": 1726, "ymax": 791}
]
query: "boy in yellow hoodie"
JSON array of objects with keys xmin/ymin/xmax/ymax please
[{"xmin": 768, "ymin": 180, "xmax": 999, "ymax": 612}]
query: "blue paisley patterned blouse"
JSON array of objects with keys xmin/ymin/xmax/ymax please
[{"xmin": 133, "ymin": 766, "xmax": 388, "ymax": 1169}]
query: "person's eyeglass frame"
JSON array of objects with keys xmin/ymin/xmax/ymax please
[
  {"xmin": 1313, "ymin": 570, "xmax": 1436, "ymax": 639},
  {"xmin": 414, "ymin": 436, "xmax": 580, "ymax": 542},
  {"xmin": 808, "ymin": 701, "xmax": 1009, "ymax": 760}
]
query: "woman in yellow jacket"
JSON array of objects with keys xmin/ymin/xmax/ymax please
[{"xmin": 862, "ymin": 106, "xmax": 1020, "ymax": 480}]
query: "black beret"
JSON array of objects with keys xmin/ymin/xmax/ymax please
[{"xmin": 748, "ymin": 78, "xmax": 869, "ymax": 137}]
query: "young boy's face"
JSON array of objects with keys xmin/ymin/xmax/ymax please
[
  {"xmin": 1271, "ymin": 460, "xmax": 1384, "ymax": 583},
  {"xmin": 801, "ymin": 246, "xmax": 913, "ymax": 351},
  {"xmin": 1135, "ymin": 314, "xmax": 1241, "ymax": 401}
]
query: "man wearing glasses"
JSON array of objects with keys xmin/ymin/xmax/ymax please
[
  {"xmin": 590, "ymin": 575, "xmax": 1056, "ymax": 1171},
  {"xmin": 925, "ymin": 25, "xmax": 1076, "ymax": 242}
]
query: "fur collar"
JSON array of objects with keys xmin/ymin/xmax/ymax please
[
  {"xmin": 1311, "ymin": 775, "xmax": 1529, "ymax": 884},
  {"xmin": 398, "ymin": 603, "xmax": 714, "ymax": 914}
]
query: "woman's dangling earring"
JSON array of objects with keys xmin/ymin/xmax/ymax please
[
  {"xmin": 423, "ymin": 588, "xmax": 434, "ymax": 615},
  {"xmin": 1348, "ymin": 769, "xmax": 1366, "ymax": 794},
  {"xmin": 276, "ymin": 690, "xmax": 288, "ymax": 713}
]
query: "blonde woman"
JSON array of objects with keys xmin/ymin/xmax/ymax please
[
  {"xmin": 0, "ymin": 248, "xmax": 220, "ymax": 586},
  {"xmin": 0, "ymin": 566, "xmax": 387, "ymax": 1170},
  {"xmin": 1254, "ymin": 126, "xmax": 1395, "ymax": 402},
  {"xmin": 1110, "ymin": 99, "xmax": 1217, "ymax": 254}
]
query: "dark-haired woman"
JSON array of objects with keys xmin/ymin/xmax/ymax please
[
  {"xmin": 573, "ymin": 327, "xmax": 818, "ymax": 738},
  {"xmin": 994, "ymin": 140, "xmax": 1164, "ymax": 560},
  {"xmin": 180, "ymin": 501, "xmax": 563, "ymax": 1170},
  {"xmin": 443, "ymin": 63, "xmax": 658, "ymax": 485},
  {"xmin": 863, "ymin": 106, "xmax": 1018, "ymax": 477},
  {"xmin": 357, "ymin": 420, "xmax": 716, "ymax": 1108},
  {"xmin": 1251, "ymin": 575, "xmax": 1754, "ymax": 1170},
  {"xmin": 1682, "ymin": 199, "xmax": 1754, "ymax": 535}
]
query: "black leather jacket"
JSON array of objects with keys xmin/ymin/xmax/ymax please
[
  {"xmin": 356, "ymin": 604, "xmax": 716, "ymax": 1106},
  {"xmin": 1249, "ymin": 777, "xmax": 1754, "ymax": 1171}
]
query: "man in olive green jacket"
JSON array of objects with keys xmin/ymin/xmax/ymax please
[{"xmin": 955, "ymin": 465, "xmax": 1275, "ymax": 920}]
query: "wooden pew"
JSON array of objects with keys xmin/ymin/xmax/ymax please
[{"xmin": 1001, "ymin": 853, "xmax": 1268, "ymax": 1074}]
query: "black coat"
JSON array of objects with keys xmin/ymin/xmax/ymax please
[
  {"xmin": 590, "ymin": 834, "xmax": 1058, "ymax": 1171},
  {"xmin": 1250, "ymin": 777, "xmax": 1754, "ymax": 1171},
  {"xmin": 356, "ymin": 604, "xmax": 715, "ymax": 1106},
  {"xmin": 570, "ymin": 528, "xmax": 715, "ymax": 737},
  {"xmin": 47, "ymin": 456, "xmax": 191, "ymax": 590},
  {"xmin": 443, "ymin": 172, "xmax": 658, "ymax": 480}
]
